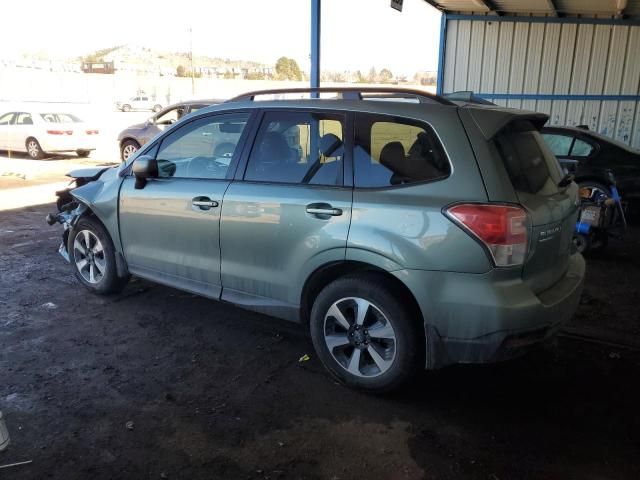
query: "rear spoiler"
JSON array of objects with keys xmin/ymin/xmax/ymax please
[{"xmin": 461, "ymin": 105, "xmax": 549, "ymax": 140}]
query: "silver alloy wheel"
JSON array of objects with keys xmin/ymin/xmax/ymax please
[
  {"xmin": 122, "ymin": 144, "xmax": 138, "ymax": 160},
  {"xmin": 27, "ymin": 140, "xmax": 40, "ymax": 158},
  {"xmin": 323, "ymin": 297, "xmax": 397, "ymax": 378},
  {"xmin": 73, "ymin": 230, "xmax": 106, "ymax": 284}
]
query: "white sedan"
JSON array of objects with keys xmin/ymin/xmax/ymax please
[{"xmin": 0, "ymin": 111, "xmax": 99, "ymax": 159}]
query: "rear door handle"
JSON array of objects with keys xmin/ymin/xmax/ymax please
[
  {"xmin": 192, "ymin": 197, "xmax": 219, "ymax": 210},
  {"xmin": 306, "ymin": 203, "xmax": 343, "ymax": 217}
]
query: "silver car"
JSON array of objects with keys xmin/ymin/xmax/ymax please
[
  {"xmin": 117, "ymin": 99, "xmax": 223, "ymax": 161},
  {"xmin": 48, "ymin": 88, "xmax": 585, "ymax": 393}
]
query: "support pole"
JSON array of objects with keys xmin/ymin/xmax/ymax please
[
  {"xmin": 436, "ymin": 13, "xmax": 447, "ymax": 96},
  {"xmin": 311, "ymin": 0, "xmax": 321, "ymax": 96}
]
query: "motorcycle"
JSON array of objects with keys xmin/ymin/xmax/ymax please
[{"xmin": 574, "ymin": 170, "xmax": 627, "ymax": 253}]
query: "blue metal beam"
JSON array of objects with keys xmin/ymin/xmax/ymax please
[
  {"xmin": 436, "ymin": 13, "xmax": 447, "ymax": 96},
  {"xmin": 446, "ymin": 13, "xmax": 640, "ymax": 26},
  {"xmin": 310, "ymin": 0, "xmax": 321, "ymax": 94},
  {"xmin": 475, "ymin": 93, "xmax": 640, "ymax": 101}
]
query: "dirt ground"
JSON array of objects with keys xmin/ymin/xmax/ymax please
[{"xmin": 1, "ymin": 203, "xmax": 640, "ymax": 480}]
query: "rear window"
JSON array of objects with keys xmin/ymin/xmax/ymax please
[
  {"xmin": 40, "ymin": 113, "xmax": 82, "ymax": 123},
  {"xmin": 494, "ymin": 121, "xmax": 562, "ymax": 195}
]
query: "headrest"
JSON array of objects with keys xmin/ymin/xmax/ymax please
[{"xmin": 319, "ymin": 133, "xmax": 343, "ymax": 157}]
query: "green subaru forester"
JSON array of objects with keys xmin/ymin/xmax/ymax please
[{"xmin": 48, "ymin": 88, "xmax": 585, "ymax": 393}]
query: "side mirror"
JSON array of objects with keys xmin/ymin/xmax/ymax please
[{"xmin": 132, "ymin": 155, "xmax": 158, "ymax": 189}]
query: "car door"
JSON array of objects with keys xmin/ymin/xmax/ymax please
[
  {"xmin": 0, "ymin": 112, "xmax": 16, "ymax": 150},
  {"xmin": 118, "ymin": 111, "xmax": 253, "ymax": 298},
  {"xmin": 12, "ymin": 112, "xmax": 34, "ymax": 152},
  {"xmin": 220, "ymin": 109, "xmax": 352, "ymax": 321}
]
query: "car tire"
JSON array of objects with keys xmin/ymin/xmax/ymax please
[
  {"xmin": 310, "ymin": 274, "xmax": 424, "ymax": 393},
  {"xmin": 76, "ymin": 149, "xmax": 91, "ymax": 158},
  {"xmin": 152, "ymin": 104, "xmax": 162, "ymax": 113},
  {"xmin": 122, "ymin": 104, "xmax": 131, "ymax": 112},
  {"xmin": 25, "ymin": 138, "xmax": 45, "ymax": 159},
  {"xmin": 120, "ymin": 140, "xmax": 140, "ymax": 162},
  {"xmin": 68, "ymin": 216, "xmax": 130, "ymax": 295}
]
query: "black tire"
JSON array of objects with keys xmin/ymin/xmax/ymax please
[
  {"xmin": 310, "ymin": 274, "xmax": 424, "ymax": 393},
  {"xmin": 152, "ymin": 104, "xmax": 162, "ymax": 112},
  {"xmin": 122, "ymin": 104, "xmax": 131, "ymax": 112},
  {"xmin": 25, "ymin": 137, "xmax": 45, "ymax": 159},
  {"xmin": 76, "ymin": 149, "xmax": 91, "ymax": 158},
  {"xmin": 120, "ymin": 139, "xmax": 140, "ymax": 162},
  {"xmin": 68, "ymin": 216, "xmax": 130, "ymax": 295}
]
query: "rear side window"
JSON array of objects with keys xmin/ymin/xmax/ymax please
[
  {"xmin": 570, "ymin": 138, "xmax": 594, "ymax": 157},
  {"xmin": 354, "ymin": 114, "xmax": 450, "ymax": 188},
  {"xmin": 244, "ymin": 111, "xmax": 345, "ymax": 186},
  {"xmin": 495, "ymin": 121, "xmax": 561, "ymax": 195},
  {"xmin": 541, "ymin": 133, "xmax": 572, "ymax": 156}
]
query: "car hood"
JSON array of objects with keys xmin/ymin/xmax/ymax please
[{"xmin": 66, "ymin": 166, "xmax": 113, "ymax": 180}]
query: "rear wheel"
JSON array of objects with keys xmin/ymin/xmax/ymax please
[
  {"xmin": 68, "ymin": 216, "xmax": 130, "ymax": 294},
  {"xmin": 120, "ymin": 140, "xmax": 140, "ymax": 161},
  {"xmin": 76, "ymin": 149, "xmax": 91, "ymax": 158},
  {"xmin": 26, "ymin": 138, "xmax": 44, "ymax": 159},
  {"xmin": 310, "ymin": 275, "xmax": 423, "ymax": 393}
]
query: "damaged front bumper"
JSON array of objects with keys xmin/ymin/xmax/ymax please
[{"xmin": 46, "ymin": 202, "xmax": 88, "ymax": 263}]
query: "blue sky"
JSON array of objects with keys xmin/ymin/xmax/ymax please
[{"xmin": 0, "ymin": 0, "xmax": 441, "ymax": 74}]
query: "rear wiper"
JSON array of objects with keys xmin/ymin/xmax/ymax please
[{"xmin": 558, "ymin": 173, "xmax": 575, "ymax": 188}]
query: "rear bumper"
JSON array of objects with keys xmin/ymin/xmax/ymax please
[
  {"xmin": 393, "ymin": 253, "xmax": 585, "ymax": 369},
  {"xmin": 40, "ymin": 137, "xmax": 97, "ymax": 152}
]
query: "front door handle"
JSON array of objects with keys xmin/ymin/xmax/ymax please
[
  {"xmin": 192, "ymin": 197, "xmax": 219, "ymax": 210},
  {"xmin": 306, "ymin": 203, "xmax": 343, "ymax": 217}
]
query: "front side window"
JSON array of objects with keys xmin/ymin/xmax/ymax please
[
  {"xmin": 354, "ymin": 114, "xmax": 450, "ymax": 188},
  {"xmin": 155, "ymin": 108, "xmax": 179, "ymax": 125},
  {"xmin": 0, "ymin": 112, "xmax": 15, "ymax": 125},
  {"xmin": 541, "ymin": 133, "xmax": 573, "ymax": 156},
  {"xmin": 244, "ymin": 111, "xmax": 345, "ymax": 186},
  {"xmin": 570, "ymin": 138, "xmax": 594, "ymax": 157},
  {"xmin": 154, "ymin": 113, "xmax": 249, "ymax": 179}
]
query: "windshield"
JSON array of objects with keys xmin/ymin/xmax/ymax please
[{"xmin": 40, "ymin": 113, "xmax": 83, "ymax": 123}]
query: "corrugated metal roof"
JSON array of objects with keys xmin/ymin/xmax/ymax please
[{"xmin": 426, "ymin": 0, "xmax": 640, "ymax": 19}]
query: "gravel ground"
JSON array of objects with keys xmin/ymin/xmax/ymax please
[{"xmin": 1, "ymin": 204, "xmax": 639, "ymax": 480}]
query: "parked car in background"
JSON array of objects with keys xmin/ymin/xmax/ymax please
[
  {"xmin": 0, "ymin": 110, "xmax": 98, "ymax": 159},
  {"xmin": 541, "ymin": 126, "xmax": 640, "ymax": 207},
  {"xmin": 117, "ymin": 99, "xmax": 224, "ymax": 161},
  {"xmin": 115, "ymin": 96, "xmax": 163, "ymax": 113},
  {"xmin": 48, "ymin": 87, "xmax": 584, "ymax": 393}
]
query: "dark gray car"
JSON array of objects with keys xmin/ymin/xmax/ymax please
[
  {"xmin": 49, "ymin": 87, "xmax": 585, "ymax": 393},
  {"xmin": 117, "ymin": 99, "xmax": 223, "ymax": 161}
]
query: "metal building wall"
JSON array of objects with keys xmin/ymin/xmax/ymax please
[{"xmin": 439, "ymin": 16, "xmax": 640, "ymax": 148}]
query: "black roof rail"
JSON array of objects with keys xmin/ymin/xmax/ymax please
[{"xmin": 228, "ymin": 87, "xmax": 455, "ymax": 106}]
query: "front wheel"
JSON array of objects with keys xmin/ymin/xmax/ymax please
[
  {"xmin": 152, "ymin": 104, "xmax": 162, "ymax": 112},
  {"xmin": 26, "ymin": 138, "xmax": 45, "ymax": 159},
  {"xmin": 121, "ymin": 104, "xmax": 131, "ymax": 112},
  {"xmin": 76, "ymin": 149, "xmax": 91, "ymax": 158},
  {"xmin": 120, "ymin": 140, "xmax": 140, "ymax": 162},
  {"xmin": 68, "ymin": 216, "xmax": 130, "ymax": 294},
  {"xmin": 310, "ymin": 275, "xmax": 424, "ymax": 393}
]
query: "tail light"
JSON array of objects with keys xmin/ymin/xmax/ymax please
[
  {"xmin": 47, "ymin": 130, "xmax": 73, "ymax": 135},
  {"xmin": 86, "ymin": 129, "xmax": 99, "ymax": 135},
  {"xmin": 445, "ymin": 203, "xmax": 529, "ymax": 267}
]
